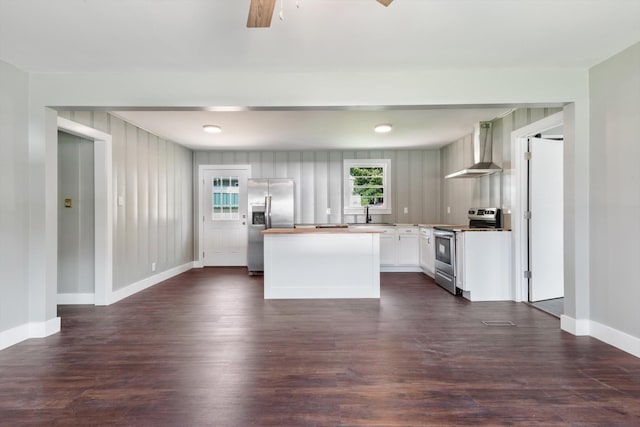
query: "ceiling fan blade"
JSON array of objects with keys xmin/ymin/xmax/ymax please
[
  {"xmin": 247, "ymin": 0, "xmax": 277, "ymax": 28},
  {"xmin": 376, "ymin": 0, "xmax": 394, "ymax": 6}
]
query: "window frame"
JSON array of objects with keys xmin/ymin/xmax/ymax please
[{"xmin": 343, "ymin": 158, "xmax": 392, "ymax": 215}]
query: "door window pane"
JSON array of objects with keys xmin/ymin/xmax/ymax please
[{"xmin": 212, "ymin": 176, "xmax": 240, "ymax": 220}]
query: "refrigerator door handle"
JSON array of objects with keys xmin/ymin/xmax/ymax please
[{"xmin": 265, "ymin": 195, "xmax": 272, "ymax": 229}]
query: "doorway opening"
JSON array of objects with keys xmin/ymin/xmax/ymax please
[
  {"xmin": 511, "ymin": 111, "xmax": 564, "ymax": 317},
  {"xmin": 56, "ymin": 117, "xmax": 113, "ymax": 306},
  {"xmin": 57, "ymin": 131, "xmax": 95, "ymax": 303}
]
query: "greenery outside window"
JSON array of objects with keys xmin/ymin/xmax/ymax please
[{"xmin": 343, "ymin": 159, "xmax": 392, "ymax": 215}]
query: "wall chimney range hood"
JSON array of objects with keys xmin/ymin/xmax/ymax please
[{"xmin": 445, "ymin": 121, "xmax": 502, "ymax": 179}]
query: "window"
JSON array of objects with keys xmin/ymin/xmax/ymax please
[
  {"xmin": 343, "ymin": 159, "xmax": 392, "ymax": 215},
  {"xmin": 212, "ymin": 176, "xmax": 240, "ymax": 220}
]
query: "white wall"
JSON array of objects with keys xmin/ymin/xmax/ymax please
[
  {"xmin": 589, "ymin": 42, "xmax": 640, "ymax": 338},
  {"xmin": 58, "ymin": 131, "xmax": 95, "ymax": 295},
  {"xmin": 0, "ymin": 60, "xmax": 30, "ymax": 335},
  {"xmin": 58, "ymin": 112, "xmax": 194, "ymax": 291}
]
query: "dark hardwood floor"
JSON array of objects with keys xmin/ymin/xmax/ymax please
[{"xmin": 1, "ymin": 269, "xmax": 639, "ymax": 426}]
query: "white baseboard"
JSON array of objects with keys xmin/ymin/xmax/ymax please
[
  {"xmin": 561, "ymin": 315, "xmax": 640, "ymax": 358},
  {"xmin": 57, "ymin": 293, "xmax": 95, "ymax": 305},
  {"xmin": 0, "ymin": 317, "xmax": 61, "ymax": 351},
  {"xmin": 109, "ymin": 262, "xmax": 195, "ymax": 304},
  {"xmin": 381, "ymin": 266, "xmax": 423, "ymax": 273}
]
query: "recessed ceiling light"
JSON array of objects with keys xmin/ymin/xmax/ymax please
[
  {"xmin": 374, "ymin": 124, "xmax": 392, "ymax": 133},
  {"xmin": 203, "ymin": 124, "xmax": 222, "ymax": 134}
]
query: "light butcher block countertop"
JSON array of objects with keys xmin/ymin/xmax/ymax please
[{"xmin": 262, "ymin": 228, "xmax": 383, "ymax": 235}]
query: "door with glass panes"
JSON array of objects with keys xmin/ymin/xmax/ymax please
[{"xmin": 202, "ymin": 167, "xmax": 249, "ymax": 266}]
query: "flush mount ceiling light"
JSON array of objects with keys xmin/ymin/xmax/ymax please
[
  {"xmin": 202, "ymin": 124, "xmax": 222, "ymax": 134},
  {"xmin": 374, "ymin": 124, "xmax": 393, "ymax": 133}
]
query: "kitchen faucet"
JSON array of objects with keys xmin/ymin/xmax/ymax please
[{"xmin": 365, "ymin": 205, "xmax": 372, "ymax": 224}]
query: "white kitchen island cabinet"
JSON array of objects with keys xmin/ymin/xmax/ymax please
[
  {"xmin": 262, "ymin": 228, "xmax": 381, "ymax": 299},
  {"xmin": 457, "ymin": 231, "xmax": 512, "ymax": 301}
]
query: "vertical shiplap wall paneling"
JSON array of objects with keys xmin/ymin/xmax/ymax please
[
  {"xmin": 395, "ymin": 151, "xmax": 410, "ymax": 224},
  {"xmin": 423, "ymin": 150, "xmax": 441, "ymax": 222},
  {"xmin": 55, "ymin": 112, "xmax": 195, "ymax": 292},
  {"xmin": 301, "ymin": 152, "xmax": 315, "ymax": 224},
  {"xmin": 328, "ymin": 151, "xmax": 342, "ymax": 224},
  {"xmin": 314, "ymin": 151, "xmax": 329, "ymax": 223},
  {"xmin": 287, "ymin": 152, "xmax": 302, "ymax": 223},
  {"xmin": 183, "ymin": 149, "xmax": 194, "ymax": 264},
  {"xmin": 262, "ymin": 152, "xmax": 275, "ymax": 178},
  {"xmin": 110, "ymin": 118, "xmax": 125, "ymax": 289},
  {"xmin": 137, "ymin": 129, "xmax": 150, "ymax": 279},
  {"xmin": 275, "ymin": 152, "xmax": 288, "ymax": 178},
  {"xmin": 341, "ymin": 151, "xmax": 356, "ymax": 223},
  {"xmin": 247, "ymin": 152, "xmax": 260, "ymax": 177},
  {"xmin": 382, "ymin": 150, "xmax": 396, "ymax": 224},
  {"xmin": 157, "ymin": 138, "xmax": 168, "ymax": 273},
  {"xmin": 125, "ymin": 123, "xmax": 139, "ymax": 281},
  {"xmin": 194, "ymin": 148, "xmax": 444, "ymax": 226},
  {"xmin": 409, "ymin": 150, "xmax": 424, "ymax": 224},
  {"xmin": 148, "ymin": 134, "xmax": 159, "ymax": 274}
]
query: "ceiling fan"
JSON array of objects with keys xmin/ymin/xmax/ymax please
[{"xmin": 247, "ymin": 0, "xmax": 394, "ymax": 28}]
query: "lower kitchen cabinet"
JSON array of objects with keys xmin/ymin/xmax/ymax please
[
  {"xmin": 419, "ymin": 227, "xmax": 435, "ymax": 278},
  {"xmin": 379, "ymin": 229, "xmax": 397, "ymax": 265},
  {"xmin": 397, "ymin": 226, "xmax": 419, "ymax": 266}
]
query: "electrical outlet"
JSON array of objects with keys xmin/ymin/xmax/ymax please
[
  {"xmin": 326, "ymin": 208, "xmax": 331, "ymax": 215},
  {"xmin": 118, "ymin": 196, "xmax": 124, "ymax": 207},
  {"xmin": 403, "ymin": 207, "xmax": 408, "ymax": 214},
  {"xmin": 151, "ymin": 262, "xmax": 156, "ymax": 272},
  {"xmin": 447, "ymin": 206, "xmax": 451, "ymax": 214}
]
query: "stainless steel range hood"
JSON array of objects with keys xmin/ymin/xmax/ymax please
[{"xmin": 445, "ymin": 121, "xmax": 502, "ymax": 179}]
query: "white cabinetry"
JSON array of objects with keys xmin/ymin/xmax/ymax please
[
  {"xmin": 351, "ymin": 225, "xmax": 420, "ymax": 272},
  {"xmin": 419, "ymin": 227, "xmax": 435, "ymax": 278},
  {"xmin": 397, "ymin": 226, "xmax": 419, "ymax": 266},
  {"xmin": 379, "ymin": 228, "xmax": 397, "ymax": 265},
  {"xmin": 456, "ymin": 231, "xmax": 511, "ymax": 301}
]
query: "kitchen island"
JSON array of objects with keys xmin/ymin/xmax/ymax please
[{"xmin": 262, "ymin": 228, "xmax": 382, "ymax": 299}]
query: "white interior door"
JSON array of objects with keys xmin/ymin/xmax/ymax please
[
  {"xmin": 202, "ymin": 167, "xmax": 249, "ymax": 266},
  {"xmin": 529, "ymin": 137, "xmax": 564, "ymax": 302}
]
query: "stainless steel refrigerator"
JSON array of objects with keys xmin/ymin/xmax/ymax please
[{"xmin": 247, "ymin": 178, "xmax": 295, "ymax": 274}]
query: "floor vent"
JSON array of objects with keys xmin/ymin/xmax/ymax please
[{"xmin": 482, "ymin": 320, "xmax": 516, "ymax": 327}]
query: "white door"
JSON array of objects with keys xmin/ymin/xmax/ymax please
[
  {"xmin": 529, "ymin": 137, "xmax": 564, "ymax": 302},
  {"xmin": 202, "ymin": 167, "xmax": 249, "ymax": 266}
]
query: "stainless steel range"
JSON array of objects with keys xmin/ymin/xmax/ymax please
[{"xmin": 433, "ymin": 208, "xmax": 502, "ymax": 295}]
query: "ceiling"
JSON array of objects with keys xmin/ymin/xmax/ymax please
[
  {"xmin": 112, "ymin": 107, "xmax": 514, "ymax": 150},
  {"xmin": 2, "ymin": 0, "xmax": 639, "ymax": 150}
]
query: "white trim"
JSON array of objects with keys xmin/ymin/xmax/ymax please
[
  {"xmin": 109, "ymin": 262, "xmax": 194, "ymax": 304},
  {"xmin": 561, "ymin": 316, "xmax": 640, "ymax": 359},
  {"xmin": 560, "ymin": 315, "xmax": 590, "ymax": 336},
  {"xmin": 343, "ymin": 159, "xmax": 392, "ymax": 215},
  {"xmin": 510, "ymin": 111, "xmax": 564, "ymax": 302},
  {"xmin": 57, "ymin": 293, "xmax": 96, "ymax": 305},
  {"xmin": 0, "ymin": 318, "xmax": 61, "ymax": 351},
  {"xmin": 381, "ymin": 266, "xmax": 423, "ymax": 273},
  {"xmin": 196, "ymin": 164, "xmax": 251, "ymax": 268},
  {"xmin": 57, "ymin": 117, "xmax": 113, "ymax": 306}
]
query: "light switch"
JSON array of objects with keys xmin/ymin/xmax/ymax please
[
  {"xmin": 403, "ymin": 207, "xmax": 408, "ymax": 214},
  {"xmin": 118, "ymin": 196, "xmax": 124, "ymax": 207},
  {"xmin": 447, "ymin": 206, "xmax": 451, "ymax": 214},
  {"xmin": 64, "ymin": 198, "xmax": 72, "ymax": 208}
]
